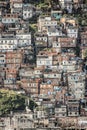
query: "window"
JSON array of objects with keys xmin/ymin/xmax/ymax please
[
  {"xmin": 20, "ymin": 120, "xmax": 23, "ymax": 123},
  {"xmin": 62, "ymin": 108, "xmax": 65, "ymax": 111},
  {"xmin": 70, "ymin": 112, "xmax": 72, "ymax": 115},
  {"xmin": 46, "ymin": 61, "xmax": 50, "ymax": 64},
  {"xmin": 24, "ymin": 13, "xmax": 27, "ymax": 16}
]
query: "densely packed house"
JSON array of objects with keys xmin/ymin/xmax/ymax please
[{"xmin": 0, "ymin": 0, "xmax": 87, "ymax": 129}]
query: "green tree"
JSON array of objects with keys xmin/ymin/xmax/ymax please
[
  {"xmin": 0, "ymin": 89, "xmax": 37, "ymax": 116},
  {"xmin": 0, "ymin": 89, "xmax": 26, "ymax": 116},
  {"xmin": 83, "ymin": 49, "xmax": 87, "ymax": 58},
  {"xmin": 29, "ymin": 99, "xmax": 38, "ymax": 111}
]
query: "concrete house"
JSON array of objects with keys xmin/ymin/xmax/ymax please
[
  {"xmin": 4, "ymin": 111, "xmax": 34, "ymax": 130},
  {"xmin": 47, "ymin": 26, "xmax": 63, "ymax": 37},
  {"xmin": 68, "ymin": 72, "xmax": 86, "ymax": 100},
  {"xmin": 80, "ymin": 108, "xmax": 87, "ymax": 116},
  {"xmin": 59, "ymin": 0, "xmax": 73, "ymax": 9},
  {"xmin": 5, "ymin": 68, "xmax": 17, "ymax": 79},
  {"xmin": 67, "ymin": 27, "xmax": 78, "ymax": 38},
  {"xmin": 0, "ymin": 37, "xmax": 18, "ymax": 52},
  {"xmin": 55, "ymin": 104, "xmax": 67, "ymax": 117},
  {"xmin": 0, "ymin": 53, "xmax": 6, "ymax": 67},
  {"xmin": 35, "ymin": 33, "xmax": 48, "ymax": 49},
  {"xmin": 40, "ymin": 82, "xmax": 53, "ymax": 96},
  {"xmin": 2, "ymin": 14, "xmax": 19, "ymax": 24},
  {"xmin": 60, "ymin": 17, "xmax": 78, "ymax": 29},
  {"xmin": 36, "ymin": 50, "xmax": 61, "ymax": 67},
  {"xmin": 6, "ymin": 50, "xmax": 22, "ymax": 67},
  {"xmin": 64, "ymin": 1, "xmax": 73, "ymax": 13},
  {"xmin": 10, "ymin": 0, "xmax": 23, "ymax": 15},
  {"xmin": 16, "ymin": 33, "xmax": 31, "ymax": 47},
  {"xmin": 58, "ymin": 37, "xmax": 77, "ymax": 48},
  {"xmin": 23, "ymin": 4, "xmax": 35, "ymax": 20},
  {"xmin": 52, "ymin": 37, "xmax": 61, "ymax": 53},
  {"xmin": 19, "ymin": 67, "xmax": 34, "ymax": 79},
  {"xmin": 38, "ymin": 16, "xmax": 57, "ymax": 32},
  {"xmin": 20, "ymin": 78, "xmax": 41, "ymax": 96},
  {"xmin": 34, "ymin": 66, "xmax": 44, "ymax": 78},
  {"xmin": 67, "ymin": 99, "xmax": 80, "ymax": 116},
  {"xmin": 36, "ymin": 51, "xmax": 53, "ymax": 67},
  {"xmin": 51, "ymin": 10, "xmax": 62, "ymax": 20},
  {"xmin": 59, "ymin": 0, "xmax": 65, "ymax": 9},
  {"xmin": 58, "ymin": 54, "xmax": 78, "ymax": 72},
  {"xmin": 80, "ymin": 31, "xmax": 87, "ymax": 59}
]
